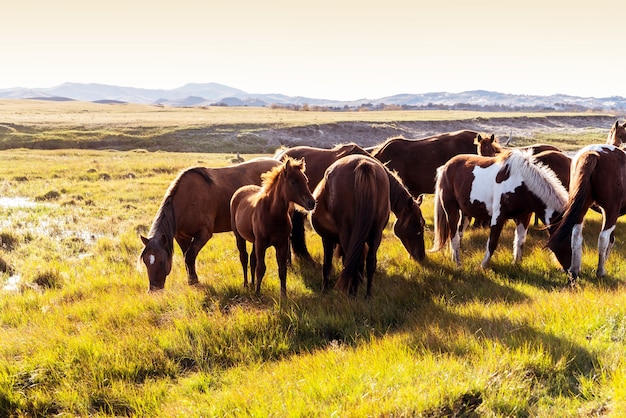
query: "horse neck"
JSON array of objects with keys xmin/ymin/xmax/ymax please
[
  {"xmin": 387, "ymin": 172, "xmax": 411, "ymax": 216},
  {"xmin": 148, "ymin": 196, "xmax": 176, "ymax": 243},
  {"xmin": 260, "ymin": 174, "xmax": 291, "ymax": 215}
]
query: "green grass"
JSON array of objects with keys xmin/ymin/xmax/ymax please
[{"xmin": 1, "ymin": 118, "xmax": 626, "ymax": 415}]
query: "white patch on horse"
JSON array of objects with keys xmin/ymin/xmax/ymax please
[
  {"xmin": 513, "ymin": 223, "xmax": 527, "ymax": 262},
  {"xmin": 149, "ymin": 254, "xmax": 156, "ymax": 265},
  {"xmin": 470, "ymin": 161, "xmax": 523, "ymax": 226},
  {"xmin": 570, "ymin": 223, "xmax": 584, "ymax": 276},
  {"xmin": 572, "ymin": 144, "xmax": 617, "ymax": 167}
]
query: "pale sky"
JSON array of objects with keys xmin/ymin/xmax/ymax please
[{"xmin": 1, "ymin": 0, "xmax": 625, "ymax": 100}]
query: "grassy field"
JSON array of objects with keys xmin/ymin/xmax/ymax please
[{"xmin": 1, "ymin": 104, "xmax": 626, "ymax": 416}]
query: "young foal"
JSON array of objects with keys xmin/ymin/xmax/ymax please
[
  {"xmin": 311, "ymin": 155, "xmax": 426, "ymax": 297},
  {"xmin": 547, "ymin": 144, "xmax": 626, "ymax": 281},
  {"xmin": 230, "ymin": 157, "xmax": 316, "ymax": 297},
  {"xmin": 431, "ymin": 150, "xmax": 569, "ymax": 269}
]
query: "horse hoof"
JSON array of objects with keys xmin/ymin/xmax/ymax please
[{"xmin": 188, "ymin": 278, "xmax": 199, "ymax": 286}]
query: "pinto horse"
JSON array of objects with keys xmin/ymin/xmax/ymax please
[
  {"xmin": 230, "ymin": 157, "xmax": 316, "ymax": 297},
  {"xmin": 431, "ymin": 150, "xmax": 570, "ymax": 269},
  {"xmin": 606, "ymin": 120, "xmax": 626, "ymax": 147},
  {"xmin": 140, "ymin": 158, "xmax": 280, "ymax": 291},
  {"xmin": 547, "ymin": 144, "xmax": 626, "ymax": 281},
  {"xmin": 310, "ymin": 155, "xmax": 426, "ymax": 297},
  {"xmin": 370, "ymin": 130, "xmax": 479, "ymax": 196},
  {"xmin": 274, "ymin": 143, "xmax": 371, "ymax": 260}
]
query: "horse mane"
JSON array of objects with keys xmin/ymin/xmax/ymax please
[
  {"xmin": 370, "ymin": 136, "xmax": 405, "ymax": 157},
  {"xmin": 256, "ymin": 157, "xmax": 305, "ymax": 201},
  {"xmin": 148, "ymin": 167, "xmax": 214, "ymax": 243},
  {"xmin": 386, "ymin": 168, "xmax": 413, "ymax": 214},
  {"xmin": 504, "ymin": 150, "xmax": 568, "ymax": 212}
]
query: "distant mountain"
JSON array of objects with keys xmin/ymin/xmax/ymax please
[{"xmin": 1, "ymin": 82, "xmax": 626, "ymax": 111}]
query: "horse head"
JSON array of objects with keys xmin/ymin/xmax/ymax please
[
  {"xmin": 393, "ymin": 194, "xmax": 426, "ymax": 262},
  {"xmin": 283, "ymin": 158, "xmax": 316, "ymax": 211},
  {"xmin": 607, "ymin": 120, "xmax": 626, "ymax": 147},
  {"xmin": 474, "ymin": 133, "xmax": 501, "ymax": 157},
  {"xmin": 140, "ymin": 233, "xmax": 173, "ymax": 291}
]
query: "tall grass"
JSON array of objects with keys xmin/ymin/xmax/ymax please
[{"xmin": 1, "ymin": 142, "xmax": 626, "ymax": 416}]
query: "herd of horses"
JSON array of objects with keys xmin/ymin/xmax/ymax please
[{"xmin": 139, "ymin": 120, "xmax": 626, "ymax": 297}]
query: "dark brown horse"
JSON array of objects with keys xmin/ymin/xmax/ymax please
[
  {"xmin": 547, "ymin": 144, "xmax": 626, "ymax": 282},
  {"xmin": 370, "ymin": 130, "xmax": 479, "ymax": 196},
  {"xmin": 431, "ymin": 150, "xmax": 570, "ymax": 269},
  {"xmin": 274, "ymin": 143, "xmax": 371, "ymax": 260},
  {"xmin": 310, "ymin": 154, "xmax": 426, "ymax": 297},
  {"xmin": 474, "ymin": 133, "xmax": 563, "ymax": 158},
  {"xmin": 140, "ymin": 157, "xmax": 280, "ymax": 291},
  {"xmin": 231, "ymin": 157, "xmax": 316, "ymax": 297},
  {"xmin": 606, "ymin": 120, "xmax": 626, "ymax": 147}
]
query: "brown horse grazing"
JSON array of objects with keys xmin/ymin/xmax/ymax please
[
  {"xmin": 474, "ymin": 133, "xmax": 563, "ymax": 158},
  {"xmin": 370, "ymin": 130, "xmax": 479, "ymax": 196},
  {"xmin": 310, "ymin": 155, "xmax": 426, "ymax": 297},
  {"xmin": 230, "ymin": 157, "xmax": 316, "ymax": 297},
  {"xmin": 606, "ymin": 120, "xmax": 626, "ymax": 147},
  {"xmin": 431, "ymin": 150, "xmax": 570, "ymax": 269},
  {"xmin": 274, "ymin": 143, "xmax": 371, "ymax": 260},
  {"xmin": 140, "ymin": 157, "xmax": 280, "ymax": 291},
  {"xmin": 547, "ymin": 144, "xmax": 626, "ymax": 282}
]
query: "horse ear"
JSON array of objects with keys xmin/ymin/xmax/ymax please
[
  {"xmin": 615, "ymin": 121, "xmax": 620, "ymax": 129},
  {"xmin": 489, "ymin": 134, "xmax": 495, "ymax": 143},
  {"xmin": 474, "ymin": 134, "xmax": 482, "ymax": 145},
  {"xmin": 141, "ymin": 235, "xmax": 149, "ymax": 245},
  {"xmin": 414, "ymin": 194, "xmax": 424, "ymax": 206}
]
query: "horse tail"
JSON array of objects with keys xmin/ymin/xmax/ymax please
[
  {"xmin": 336, "ymin": 161, "xmax": 378, "ymax": 294},
  {"xmin": 547, "ymin": 151, "xmax": 598, "ymax": 249},
  {"xmin": 430, "ymin": 166, "xmax": 450, "ymax": 252}
]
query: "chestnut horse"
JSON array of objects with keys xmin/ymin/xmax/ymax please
[
  {"xmin": 274, "ymin": 143, "xmax": 371, "ymax": 260},
  {"xmin": 370, "ymin": 130, "xmax": 479, "ymax": 196},
  {"xmin": 140, "ymin": 158, "xmax": 280, "ymax": 291},
  {"xmin": 310, "ymin": 155, "xmax": 426, "ymax": 297},
  {"xmin": 547, "ymin": 144, "xmax": 626, "ymax": 282},
  {"xmin": 231, "ymin": 157, "xmax": 316, "ymax": 297},
  {"xmin": 606, "ymin": 120, "xmax": 626, "ymax": 147},
  {"xmin": 474, "ymin": 133, "xmax": 563, "ymax": 158},
  {"xmin": 431, "ymin": 150, "xmax": 570, "ymax": 269}
]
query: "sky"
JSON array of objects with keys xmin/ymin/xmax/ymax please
[{"xmin": 2, "ymin": 0, "xmax": 625, "ymax": 101}]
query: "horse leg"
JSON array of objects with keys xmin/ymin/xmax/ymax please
[
  {"xmin": 570, "ymin": 223, "xmax": 584, "ymax": 279},
  {"xmin": 321, "ymin": 238, "xmax": 335, "ymax": 293},
  {"xmin": 275, "ymin": 242, "xmax": 290, "ymax": 298},
  {"xmin": 481, "ymin": 220, "xmax": 505, "ymax": 269},
  {"xmin": 512, "ymin": 214, "xmax": 531, "ymax": 263},
  {"xmin": 254, "ymin": 244, "xmax": 268, "ymax": 296},
  {"xmin": 183, "ymin": 232, "xmax": 210, "ymax": 285},
  {"xmin": 290, "ymin": 211, "xmax": 313, "ymax": 262},
  {"xmin": 365, "ymin": 235, "xmax": 382, "ymax": 298},
  {"xmin": 235, "ymin": 233, "xmax": 249, "ymax": 288},
  {"xmin": 448, "ymin": 210, "xmax": 462, "ymax": 266},
  {"xmin": 250, "ymin": 246, "xmax": 257, "ymax": 287},
  {"xmin": 597, "ymin": 223, "xmax": 617, "ymax": 278}
]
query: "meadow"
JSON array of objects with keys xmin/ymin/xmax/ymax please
[{"xmin": 1, "ymin": 103, "xmax": 626, "ymax": 416}]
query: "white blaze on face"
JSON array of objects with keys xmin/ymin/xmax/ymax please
[{"xmin": 149, "ymin": 254, "xmax": 156, "ymax": 265}]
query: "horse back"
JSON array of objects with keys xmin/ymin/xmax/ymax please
[
  {"xmin": 281, "ymin": 144, "xmax": 370, "ymax": 189},
  {"xmin": 372, "ymin": 130, "xmax": 479, "ymax": 195}
]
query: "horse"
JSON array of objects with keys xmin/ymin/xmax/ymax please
[
  {"xmin": 547, "ymin": 144, "xmax": 626, "ymax": 282},
  {"xmin": 310, "ymin": 154, "xmax": 426, "ymax": 297},
  {"xmin": 230, "ymin": 157, "xmax": 316, "ymax": 297},
  {"xmin": 370, "ymin": 130, "xmax": 479, "ymax": 196},
  {"xmin": 274, "ymin": 143, "xmax": 371, "ymax": 260},
  {"xmin": 430, "ymin": 149, "xmax": 570, "ymax": 269},
  {"xmin": 139, "ymin": 157, "xmax": 280, "ymax": 291},
  {"xmin": 606, "ymin": 120, "xmax": 626, "ymax": 147},
  {"xmin": 474, "ymin": 133, "xmax": 563, "ymax": 158}
]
